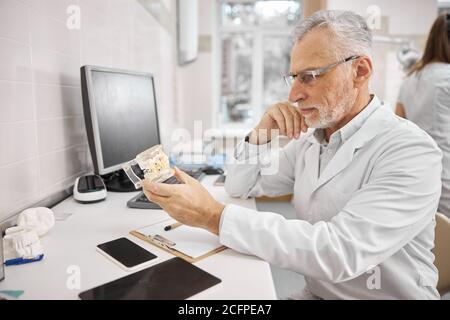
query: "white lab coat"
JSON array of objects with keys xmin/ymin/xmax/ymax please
[
  {"xmin": 221, "ymin": 96, "xmax": 443, "ymax": 300},
  {"xmin": 398, "ymin": 63, "xmax": 450, "ymax": 217}
]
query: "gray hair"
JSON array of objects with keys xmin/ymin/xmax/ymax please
[{"xmin": 293, "ymin": 10, "xmax": 373, "ymax": 60}]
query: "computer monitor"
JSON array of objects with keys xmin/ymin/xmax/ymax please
[{"xmin": 80, "ymin": 66, "xmax": 161, "ymax": 192}]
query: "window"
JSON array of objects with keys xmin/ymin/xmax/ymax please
[
  {"xmin": 438, "ymin": 0, "xmax": 450, "ymax": 14},
  {"xmin": 218, "ymin": 0, "xmax": 302, "ymax": 128}
]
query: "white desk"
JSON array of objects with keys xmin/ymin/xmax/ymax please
[{"xmin": 0, "ymin": 176, "xmax": 277, "ymax": 300}]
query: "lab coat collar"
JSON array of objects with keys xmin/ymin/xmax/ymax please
[
  {"xmin": 303, "ymin": 95, "xmax": 391, "ymax": 192},
  {"xmin": 304, "ymin": 95, "xmax": 381, "ymax": 146}
]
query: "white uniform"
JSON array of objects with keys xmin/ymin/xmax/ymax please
[
  {"xmin": 221, "ymin": 96, "xmax": 442, "ymax": 300},
  {"xmin": 398, "ymin": 63, "xmax": 450, "ymax": 218}
]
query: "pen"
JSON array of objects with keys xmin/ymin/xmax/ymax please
[{"xmin": 164, "ymin": 222, "xmax": 182, "ymax": 231}]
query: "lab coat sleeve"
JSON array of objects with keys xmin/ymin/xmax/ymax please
[
  {"xmin": 224, "ymin": 138, "xmax": 299, "ymax": 199},
  {"xmin": 434, "ymin": 84, "xmax": 450, "ymax": 179},
  {"xmin": 397, "ymin": 80, "xmax": 407, "ymax": 105},
  {"xmin": 219, "ymin": 132, "xmax": 443, "ymax": 283}
]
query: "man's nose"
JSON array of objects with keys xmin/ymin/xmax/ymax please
[{"xmin": 288, "ymin": 81, "xmax": 308, "ymax": 104}]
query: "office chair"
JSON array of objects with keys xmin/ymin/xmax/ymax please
[{"xmin": 433, "ymin": 212, "xmax": 450, "ymax": 297}]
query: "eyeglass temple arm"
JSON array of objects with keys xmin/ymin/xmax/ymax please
[
  {"xmin": 310, "ymin": 55, "xmax": 359, "ymax": 77},
  {"xmin": 344, "ymin": 55, "xmax": 360, "ymax": 62},
  {"xmin": 283, "ymin": 55, "xmax": 361, "ymax": 84}
]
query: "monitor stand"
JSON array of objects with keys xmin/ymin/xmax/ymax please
[{"xmin": 101, "ymin": 169, "xmax": 141, "ymax": 192}]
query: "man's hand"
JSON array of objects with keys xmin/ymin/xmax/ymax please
[
  {"xmin": 142, "ymin": 167, "xmax": 225, "ymax": 235},
  {"xmin": 250, "ymin": 102, "xmax": 308, "ymax": 145}
]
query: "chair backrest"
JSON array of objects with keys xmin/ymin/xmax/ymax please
[{"xmin": 433, "ymin": 213, "xmax": 450, "ymax": 296}]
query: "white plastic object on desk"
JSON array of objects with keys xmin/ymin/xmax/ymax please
[{"xmin": 73, "ymin": 175, "xmax": 107, "ymax": 203}]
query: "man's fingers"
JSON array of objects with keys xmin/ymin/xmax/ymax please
[
  {"xmin": 271, "ymin": 107, "xmax": 287, "ymax": 137},
  {"xmin": 289, "ymin": 106, "xmax": 301, "ymax": 139},
  {"xmin": 263, "ymin": 102, "xmax": 308, "ymax": 140},
  {"xmin": 279, "ymin": 107, "xmax": 294, "ymax": 139},
  {"xmin": 142, "ymin": 180, "xmax": 178, "ymax": 197},
  {"xmin": 174, "ymin": 167, "xmax": 195, "ymax": 184},
  {"xmin": 143, "ymin": 190, "xmax": 169, "ymax": 205}
]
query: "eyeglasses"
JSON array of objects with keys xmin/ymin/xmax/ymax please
[{"xmin": 283, "ymin": 55, "xmax": 360, "ymax": 87}]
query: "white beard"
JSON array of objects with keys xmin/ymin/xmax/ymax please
[{"xmin": 301, "ymin": 93, "xmax": 356, "ymax": 129}]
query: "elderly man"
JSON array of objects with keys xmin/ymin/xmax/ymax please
[{"xmin": 143, "ymin": 10, "xmax": 442, "ymax": 300}]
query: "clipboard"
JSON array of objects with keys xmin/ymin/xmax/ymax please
[{"xmin": 130, "ymin": 219, "xmax": 227, "ymax": 263}]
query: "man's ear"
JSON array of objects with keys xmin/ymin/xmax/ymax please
[{"xmin": 353, "ymin": 57, "xmax": 372, "ymax": 87}]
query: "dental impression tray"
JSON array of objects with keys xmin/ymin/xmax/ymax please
[{"xmin": 122, "ymin": 145, "xmax": 174, "ymax": 189}]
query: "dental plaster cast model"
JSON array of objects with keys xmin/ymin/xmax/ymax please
[
  {"xmin": 122, "ymin": 145, "xmax": 174, "ymax": 189},
  {"xmin": 3, "ymin": 226, "xmax": 43, "ymax": 261},
  {"xmin": 17, "ymin": 207, "xmax": 55, "ymax": 236},
  {"xmin": 2, "ymin": 207, "xmax": 55, "ymax": 264}
]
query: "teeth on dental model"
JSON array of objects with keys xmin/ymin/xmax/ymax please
[{"xmin": 122, "ymin": 145, "xmax": 174, "ymax": 189}]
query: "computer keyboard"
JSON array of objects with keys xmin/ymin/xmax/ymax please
[{"xmin": 127, "ymin": 169, "xmax": 206, "ymax": 209}]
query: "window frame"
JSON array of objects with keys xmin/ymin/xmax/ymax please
[{"xmin": 213, "ymin": 0, "xmax": 303, "ymax": 130}]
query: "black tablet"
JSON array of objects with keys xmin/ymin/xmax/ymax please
[{"xmin": 79, "ymin": 257, "xmax": 221, "ymax": 300}]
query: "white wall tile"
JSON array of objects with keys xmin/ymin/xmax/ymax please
[
  {"xmin": 37, "ymin": 174, "xmax": 79, "ymax": 202},
  {"xmin": 111, "ymin": 46, "xmax": 132, "ymax": 70},
  {"xmin": 37, "ymin": 116, "xmax": 86, "ymax": 154},
  {"xmin": 0, "ymin": 81, "xmax": 34, "ymax": 122},
  {"xmin": 28, "ymin": 0, "xmax": 80, "ymax": 23},
  {"xmin": 80, "ymin": 39, "xmax": 112, "ymax": 67},
  {"xmin": 38, "ymin": 144, "xmax": 87, "ymax": 188},
  {"xmin": 30, "ymin": 10, "xmax": 80, "ymax": 57},
  {"xmin": 32, "ymin": 47, "xmax": 80, "ymax": 86},
  {"xmin": 0, "ymin": 0, "xmax": 30, "ymax": 44},
  {"xmin": 35, "ymin": 85, "xmax": 82, "ymax": 119},
  {"xmin": 0, "ymin": 121, "xmax": 38, "ymax": 166},
  {"xmin": 0, "ymin": 0, "xmax": 177, "ymax": 221},
  {"xmin": 0, "ymin": 38, "xmax": 32, "ymax": 81},
  {"xmin": 80, "ymin": 0, "xmax": 112, "ymax": 43},
  {"xmin": 0, "ymin": 158, "xmax": 40, "ymax": 218},
  {"xmin": 79, "ymin": 0, "xmax": 110, "ymax": 19},
  {"xmin": 132, "ymin": 27, "xmax": 161, "ymax": 72},
  {"xmin": 110, "ymin": 0, "xmax": 132, "ymax": 50},
  {"xmin": 80, "ymin": 7, "xmax": 112, "ymax": 67}
]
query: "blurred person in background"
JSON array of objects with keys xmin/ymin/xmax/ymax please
[{"xmin": 396, "ymin": 13, "xmax": 450, "ymax": 218}]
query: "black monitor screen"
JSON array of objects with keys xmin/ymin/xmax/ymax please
[{"xmin": 90, "ymin": 70, "xmax": 160, "ymax": 169}]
